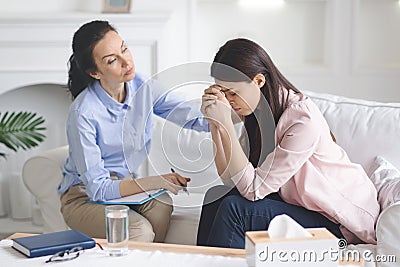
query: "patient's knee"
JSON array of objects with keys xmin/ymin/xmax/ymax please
[{"xmin": 204, "ymin": 185, "xmax": 231, "ymax": 204}]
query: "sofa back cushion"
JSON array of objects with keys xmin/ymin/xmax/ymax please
[
  {"xmin": 305, "ymin": 90, "xmax": 400, "ymax": 171},
  {"xmin": 147, "ymin": 115, "xmax": 223, "ymax": 194}
]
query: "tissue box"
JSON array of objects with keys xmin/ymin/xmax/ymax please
[{"xmin": 245, "ymin": 228, "xmax": 339, "ymax": 267}]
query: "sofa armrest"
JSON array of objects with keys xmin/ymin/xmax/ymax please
[
  {"xmin": 22, "ymin": 146, "xmax": 69, "ymax": 233},
  {"xmin": 376, "ymin": 202, "xmax": 400, "ymax": 266}
]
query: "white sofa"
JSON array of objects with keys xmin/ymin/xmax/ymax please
[{"xmin": 22, "ymin": 90, "xmax": 400, "ymax": 263}]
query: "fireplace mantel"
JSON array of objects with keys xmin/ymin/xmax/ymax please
[{"xmin": 0, "ymin": 12, "xmax": 170, "ymax": 96}]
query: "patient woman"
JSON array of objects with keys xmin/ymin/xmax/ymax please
[
  {"xmin": 58, "ymin": 20, "xmax": 208, "ymax": 242},
  {"xmin": 197, "ymin": 38, "xmax": 380, "ymax": 249}
]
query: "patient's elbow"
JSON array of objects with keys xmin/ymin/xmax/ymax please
[
  {"xmin": 240, "ymin": 184, "xmax": 274, "ymax": 202},
  {"xmin": 240, "ymin": 188, "xmax": 259, "ymax": 202}
]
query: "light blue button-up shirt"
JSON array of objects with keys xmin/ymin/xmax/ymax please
[{"xmin": 58, "ymin": 74, "xmax": 209, "ymax": 201}]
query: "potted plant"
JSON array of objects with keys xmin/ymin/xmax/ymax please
[
  {"xmin": 0, "ymin": 111, "xmax": 46, "ymax": 159},
  {"xmin": 0, "ymin": 111, "xmax": 46, "ymax": 219}
]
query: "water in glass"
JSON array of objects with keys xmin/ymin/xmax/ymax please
[{"xmin": 105, "ymin": 205, "xmax": 129, "ymax": 256}]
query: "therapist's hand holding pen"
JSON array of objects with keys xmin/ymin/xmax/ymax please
[
  {"xmin": 126, "ymin": 169, "xmax": 190, "ymax": 196},
  {"xmin": 171, "ymin": 168, "xmax": 190, "ymax": 195}
]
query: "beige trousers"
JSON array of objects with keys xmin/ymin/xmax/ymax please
[{"xmin": 60, "ymin": 184, "xmax": 173, "ymax": 242}]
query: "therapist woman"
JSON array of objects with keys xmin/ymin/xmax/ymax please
[{"xmin": 58, "ymin": 20, "xmax": 208, "ymax": 243}]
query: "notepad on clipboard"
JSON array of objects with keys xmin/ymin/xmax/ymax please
[{"xmin": 89, "ymin": 189, "xmax": 168, "ymax": 205}]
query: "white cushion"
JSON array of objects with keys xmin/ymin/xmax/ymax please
[
  {"xmin": 305, "ymin": 90, "xmax": 400, "ymax": 171},
  {"xmin": 376, "ymin": 202, "xmax": 400, "ymax": 267},
  {"xmin": 22, "ymin": 146, "xmax": 69, "ymax": 233},
  {"xmin": 367, "ymin": 156, "xmax": 400, "ymax": 263},
  {"xmin": 368, "ymin": 156, "xmax": 400, "ymax": 211},
  {"xmin": 147, "ymin": 116, "xmax": 223, "ymax": 194},
  {"xmin": 164, "ymin": 192, "xmax": 204, "ymax": 245}
]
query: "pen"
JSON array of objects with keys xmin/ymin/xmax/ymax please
[{"xmin": 170, "ymin": 168, "xmax": 189, "ymax": 195}]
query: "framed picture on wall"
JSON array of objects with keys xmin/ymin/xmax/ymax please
[{"xmin": 102, "ymin": 0, "xmax": 131, "ymax": 13}]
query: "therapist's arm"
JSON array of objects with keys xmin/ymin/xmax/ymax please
[
  {"xmin": 120, "ymin": 173, "xmax": 190, "ymax": 196},
  {"xmin": 151, "ymin": 79, "xmax": 210, "ymax": 132}
]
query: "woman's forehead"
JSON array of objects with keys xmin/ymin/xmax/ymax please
[
  {"xmin": 93, "ymin": 31, "xmax": 122, "ymax": 53},
  {"xmin": 215, "ymin": 80, "xmax": 238, "ymax": 89},
  {"xmin": 215, "ymin": 80, "xmax": 250, "ymax": 91}
]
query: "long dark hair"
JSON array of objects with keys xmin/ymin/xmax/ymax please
[
  {"xmin": 67, "ymin": 20, "xmax": 116, "ymax": 99},
  {"xmin": 211, "ymin": 38, "xmax": 301, "ymax": 166}
]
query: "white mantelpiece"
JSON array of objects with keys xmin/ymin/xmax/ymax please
[{"xmin": 0, "ymin": 12, "xmax": 170, "ymax": 96}]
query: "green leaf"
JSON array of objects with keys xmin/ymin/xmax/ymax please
[{"xmin": 0, "ymin": 111, "xmax": 47, "ymax": 158}]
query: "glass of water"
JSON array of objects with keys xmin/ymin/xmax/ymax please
[{"xmin": 105, "ymin": 205, "xmax": 129, "ymax": 256}]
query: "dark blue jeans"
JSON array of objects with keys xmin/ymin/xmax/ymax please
[{"xmin": 196, "ymin": 185, "xmax": 344, "ymax": 249}]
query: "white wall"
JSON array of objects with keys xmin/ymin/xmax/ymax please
[
  {"xmin": 192, "ymin": 0, "xmax": 400, "ymax": 102},
  {"xmin": 0, "ymin": 0, "xmax": 399, "ymax": 102}
]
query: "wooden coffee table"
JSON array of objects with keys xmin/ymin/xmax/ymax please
[
  {"xmin": 7, "ymin": 233, "xmax": 363, "ymax": 266},
  {"xmin": 7, "ymin": 232, "xmax": 245, "ymax": 258}
]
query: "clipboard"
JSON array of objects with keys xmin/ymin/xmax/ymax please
[{"xmin": 89, "ymin": 189, "xmax": 168, "ymax": 205}]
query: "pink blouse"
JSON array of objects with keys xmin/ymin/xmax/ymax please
[{"xmin": 230, "ymin": 91, "xmax": 380, "ymax": 244}]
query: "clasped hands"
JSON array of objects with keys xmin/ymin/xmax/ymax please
[{"xmin": 201, "ymin": 85, "xmax": 233, "ymax": 127}]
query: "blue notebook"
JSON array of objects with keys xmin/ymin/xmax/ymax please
[
  {"xmin": 90, "ymin": 189, "xmax": 167, "ymax": 205},
  {"xmin": 12, "ymin": 230, "xmax": 95, "ymax": 258}
]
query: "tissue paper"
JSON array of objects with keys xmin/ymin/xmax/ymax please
[{"xmin": 268, "ymin": 214, "xmax": 312, "ymax": 239}]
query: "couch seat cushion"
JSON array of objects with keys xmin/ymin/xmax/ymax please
[{"xmin": 164, "ymin": 192, "xmax": 205, "ymax": 245}]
